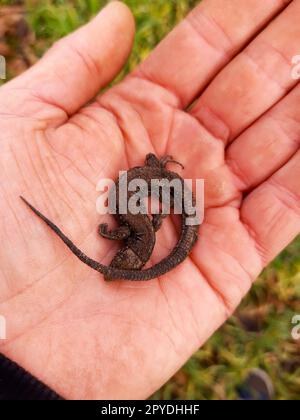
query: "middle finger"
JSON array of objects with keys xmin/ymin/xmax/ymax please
[{"xmin": 190, "ymin": 0, "xmax": 300, "ymax": 143}]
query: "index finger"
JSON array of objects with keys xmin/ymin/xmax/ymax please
[{"xmin": 134, "ymin": 0, "xmax": 291, "ymax": 108}]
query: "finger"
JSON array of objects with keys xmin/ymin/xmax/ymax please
[
  {"xmin": 0, "ymin": 2, "xmax": 135, "ymax": 122},
  {"xmin": 227, "ymin": 82, "xmax": 300, "ymax": 190},
  {"xmin": 134, "ymin": 0, "xmax": 292, "ymax": 108},
  {"xmin": 241, "ymin": 149, "xmax": 300, "ymax": 266},
  {"xmin": 191, "ymin": 0, "xmax": 300, "ymax": 143}
]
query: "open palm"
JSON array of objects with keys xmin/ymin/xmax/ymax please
[{"xmin": 0, "ymin": 1, "xmax": 299, "ymax": 399}]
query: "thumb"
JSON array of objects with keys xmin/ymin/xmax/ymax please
[{"xmin": 1, "ymin": 2, "xmax": 135, "ymax": 122}]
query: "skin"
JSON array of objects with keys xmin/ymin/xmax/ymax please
[{"xmin": 0, "ymin": 0, "xmax": 299, "ymax": 400}]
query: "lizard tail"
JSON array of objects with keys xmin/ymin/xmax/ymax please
[
  {"xmin": 20, "ymin": 196, "xmax": 198, "ymax": 281},
  {"xmin": 20, "ymin": 196, "xmax": 112, "ymax": 278}
]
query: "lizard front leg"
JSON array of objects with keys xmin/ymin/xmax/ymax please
[{"xmin": 98, "ymin": 223, "xmax": 131, "ymax": 241}]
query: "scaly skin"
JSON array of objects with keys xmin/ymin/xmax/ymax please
[{"xmin": 20, "ymin": 154, "xmax": 199, "ymax": 281}]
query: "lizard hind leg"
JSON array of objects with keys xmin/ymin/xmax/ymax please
[{"xmin": 98, "ymin": 223, "xmax": 131, "ymax": 241}]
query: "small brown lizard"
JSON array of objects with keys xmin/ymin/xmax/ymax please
[{"xmin": 20, "ymin": 154, "xmax": 199, "ymax": 281}]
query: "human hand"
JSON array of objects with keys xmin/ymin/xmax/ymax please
[{"xmin": 0, "ymin": 0, "xmax": 299, "ymax": 399}]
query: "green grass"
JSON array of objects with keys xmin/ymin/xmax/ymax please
[
  {"xmin": 2, "ymin": 0, "xmax": 300, "ymax": 400},
  {"xmin": 152, "ymin": 258, "xmax": 300, "ymax": 400}
]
